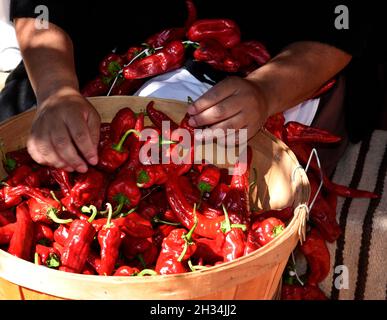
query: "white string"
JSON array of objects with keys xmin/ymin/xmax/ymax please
[
  {"xmin": 290, "ymin": 251, "xmax": 305, "ymax": 286},
  {"xmin": 291, "ymin": 148, "xmax": 323, "ymax": 213}
]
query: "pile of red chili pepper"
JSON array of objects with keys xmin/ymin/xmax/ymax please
[
  {"xmin": 81, "ymin": 0, "xmax": 272, "ymax": 97},
  {"xmin": 0, "ymin": 102, "xmax": 292, "ymax": 278},
  {"xmin": 263, "ymin": 113, "xmax": 379, "ymax": 300}
]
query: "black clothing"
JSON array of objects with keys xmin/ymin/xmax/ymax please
[{"xmin": 3, "ymin": 0, "xmax": 386, "ymax": 141}]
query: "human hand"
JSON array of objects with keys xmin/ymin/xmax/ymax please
[
  {"xmin": 187, "ymin": 76, "xmax": 269, "ymax": 142},
  {"xmin": 27, "ymin": 89, "xmax": 101, "ymax": 173}
]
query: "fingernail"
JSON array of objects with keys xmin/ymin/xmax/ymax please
[
  {"xmin": 188, "ymin": 117, "xmax": 197, "ymax": 127},
  {"xmin": 187, "ymin": 105, "xmax": 196, "ymax": 115},
  {"xmin": 88, "ymin": 156, "xmax": 98, "ymax": 166},
  {"xmin": 76, "ymin": 165, "xmax": 88, "ymax": 173},
  {"xmin": 63, "ymin": 166, "xmax": 74, "ymax": 172}
]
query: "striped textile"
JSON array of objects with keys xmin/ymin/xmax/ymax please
[{"xmin": 319, "ymin": 130, "xmax": 387, "ymax": 300}]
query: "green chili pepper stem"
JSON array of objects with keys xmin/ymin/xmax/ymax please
[
  {"xmin": 273, "ymin": 225, "xmax": 284, "ymax": 237},
  {"xmin": 104, "ymin": 203, "xmax": 114, "ymax": 227},
  {"xmin": 118, "ymin": 207, "xmax": 136, "ymax": 218},
  {"xmin": 112, "ymin": 200, "xmax": 124, "ymax": 218},
  {"xmin": 50, "ymin": 191, "xmax": 61, "ymax": 204},
  {"xmin": 112, "ymin": 129, "xmax": 140, "ymax": 152},
  {"xmin": 178, "ymin": 205, "xmax": 198, "ymax": 262},
  {"xmin": 137, "ymin": 254, "xmax": 147, "ymax": 269},
  {"xmin": 152, "ymin": 216, "xmax": 181, "ymax": 226},
  {"xmin": 230, "ymin": 223, "xmax": 247, "ymax": 232},
  {"xmin": 137, "ymin": 269, "xmax": 158, "ymax": 277},
  {"xmin": 34, "ymin": 252, "xmax": 40, "ymax": 265},
  {"xmin": 47, "ymin": 208, "xmax": 73, "ymax": 224},
  {"xmin": 81, "ymin": 205, "xmax": 98, "ymax": 223},
  {"xmin": 221, "ymin": 204, "xmax": 231, "ymax": 234},
  {"xmin": 188, "ymin": 259, "xmax": 208, "ymax": 272}
]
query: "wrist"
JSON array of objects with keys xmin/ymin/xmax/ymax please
[{"xmin": 37, "ymin": 85, "xmax": 81, "ymax": 109}]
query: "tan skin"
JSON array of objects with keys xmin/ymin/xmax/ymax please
[{"xmin": 15, "ymin": 18, "xmax": 351, "ymax": 172}]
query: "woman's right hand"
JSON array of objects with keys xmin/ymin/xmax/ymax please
[{"xmin": 27, "ymin": 88, "xmax": 101, "ymax": 173}]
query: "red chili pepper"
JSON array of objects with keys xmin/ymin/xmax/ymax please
[
  {"xmin": 123, "ymin": 41, "xmax": 185, "ymax": 80},
  {"xmin": 82, "ymin": 264, "xmax": 97, "ymax": 275},
  {"xmin": 145, "ymin": 28, "xmax": 186, "ymax": 48},
  {"xmin": 0, "ymin": 209, "xmax": 16, "ymax": 226},
  {"xmin": 193, "ymin": 38, "xmax": 227, "ymax": 62},
  {"xmin": 153, "ymin": 224, "xmax": 177, "ymax": 248},
  {"xmin": 229, "ymin": 45, "xmax": 255, "ymax": 70},
  {"xmin": 309, "ymin": 195, "xmax": 342, "ymax": 243},
  {"xmin": 187, "ymin": 19, "xmax": 241, "ymax": 48},
  {"xmin": 35, "ymin": 244, "xmax": 60, "ymax": 267},
  {"xmin": 53, "ymin": 224, "xmax": 69, "ymax": 245},
  {"xmin": 136, "ymin": 164, "xmax": 168, "ymax": 189},
  {"xmin": 110, "ymin": 107, "xmax": 137, "ymax": 144},
  {"xmin": 323, "ymin": 175, "xmax": 378, "ymax": 199},
  {"xmin": 284, "ymin": 122, "xmax": 342, "ymax": 144},
  {"xmin": 146, "ymin": 101, "xmax": 179, "ymax": 132},
  {"xmin": 110, "ymin": 78, "xmax": 143, "ymax": 96},
  {"xmin": 121, "ymin": 234, "xmax": 152, "ymax": 260},
  {"xmin": 99, "ymin": 52, "xmax": 125, "ymax": 78},
  {"xmin": 252, "ymin": 206, "xmax": 294, "ymax": 222},
  {"xmin": 177, "ymin": 175, "xmax": 201, "ymax": 205},
  {"xmin": 97, "ymin": 128, "xmax": 140, "ymax": 173},
  {"xmin": 49, "ymin": 168, "xmax": 72, "ymax": 197},
  {"xmin": 193, "ymin": 233, "xmax": 224, "ymax": 264},
  {"xmin": 59, "ymin": 206, "xmax": 98, "ymax": 273},
  {"xmin": 0, "ymin": 185, "xmax": 29, "ymax": 211},
  {"xmin": 138, "ymin": 202, "xmax": 159, "ymax": 221},
  {"xmin": 165, "ymin": 175, "xmax": 224, "ymax": 239},
  {"xmin": 300, "ymin": 228, "xmax": 331, "ymax": 285},
  {"xmin": 264, "ymin": 112, "xmax": 285, "ymax": 140},
  {"xmin": 61, "ymin": 168, "xmax": 106, "ymax": 212},
  {"xmin": 107, "ymin": 173, "xmax": 141, "ymax": 215},
  {"xmin": 244, "ymin": 229, "xmax": 261, "ymax": 255},
  {"xmin": 86, "ymin": 250, "xmax": 101, "ymax": 274},
  {"xmin": 0, "ymin": 222, "xmax": 16, "ymax": 245},
  {"xmin": 197, "ymin": 165, "xmax": 221, "ymax": 194},
  {"xmin": 5, "ymin": 165, "xmax": 40, "ymax": 187},
  {"xmin": 179, "ymin": 113, "xmax": 195, "ymax": 136},
  {"xmin": 234, "ymin": 40, "xmax": 271, "ymax": 66},
  {"xmin": 163, "ymin": 143, "xmax": 194, "ymax": 177},
  {"xmin": 251, "ymin": 217, "xmax": 285, "ymax": 246},
  {"xmin": 208, "ymin": 183, "xmax": 230, "ymax": 209},
  {"xmin": 224, "ymin": 146, "xmax": 252, "ymax": 220},
  {"xmin": 8, "ymin": 203, "xmax": 35, "ymax": 260},
  {"xmin": 206, "ymin": 55, "xmax": 241, "ymax": 73},
  {"xmin": 97, "ymin": 204, "xmax": 125, "ymax": 276},
  {"xmin": 184, "ymin": 0, "xmax": 197, "ymax": 30},
  {"xmin": 310, "ymin": 78, "xmax": 337, "ymax": 99},
  {"xmin": 121, "ymin": 212, "xmax": 155, "ymax": 238},
  {"xmin": 281, "ymin": 283, "xmax": 328, "ymax": 300},
  {"xmin": 27, "ymin": 190, "xmax": 68, "ymax": 225},
  {"xmin": 35, "ymin": 223, "xmax": 54, "ymax": 243},
  {"xmin": 2, "ymin": 147, "xmax": 33, "ymax": 173},
  {"xmin": 155, "ymin": 217, "xmax": 198, "ymax": 275},
  {"xmin": 126, "ymin": 46, "xmax": 145, "ymax": 62},
  {"xmin": 81, "ymin": 76, "xmax": 109, "ymax": 97},
  {"xmin": 113, "ymin": 266, "xmax": 140, "ymax": 276},
  {"xmin": 120, "ymin": 116, "xmax": 145, "ymax": 175}
]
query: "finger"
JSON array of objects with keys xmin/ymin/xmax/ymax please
[
  {"xmin": 208, "ymin": 111, "xmax": 247, "ymax": 139},
  {"xmin": 50, "ymin": 122, "xmax": 88, "ymax": 172},
  {"xmin": 86, "ymin": 109, "xmax": 101, "ymax": 165},
  {"xmin": 188, "ymin": 94, "xmax": 243, "ymax": 127},
  {"xmin": 27, "ymin": 132, "xmax": 68, "ymax": 169},
  {"xmin": 64, "ymin": 112, "xmax": 98, "ymax": 167},
  {"xmin": 188, "ymin": 77, "xmax": 238, "ymax": 116}
]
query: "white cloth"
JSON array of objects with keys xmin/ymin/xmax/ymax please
[
  {"xmin": 0, "ymin": 0, "xmax": 22, "ymax": 72},
  {"xmin": 134, "ymin": 68, "xmax": 319, "ymax": 126}
]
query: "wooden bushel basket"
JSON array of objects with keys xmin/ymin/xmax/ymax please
[{"xmin": 0, "ymin": 96, "xmax": 310, "ymax": 300}]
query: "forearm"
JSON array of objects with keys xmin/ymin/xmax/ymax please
[
  {"xmin": 246, "ymin": 41, "xmax": 352, "ymax": 116},
  {"xmin": 14, "ymin": 18, "xmax": 79, "ymax": 104}
]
